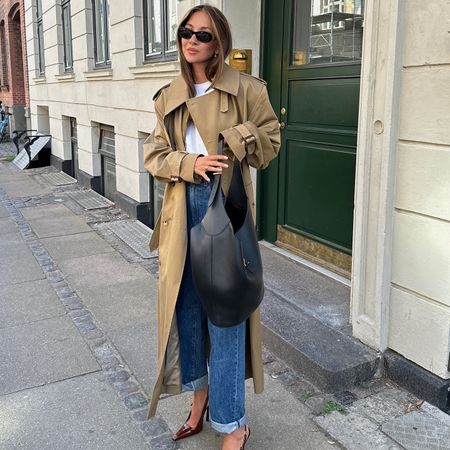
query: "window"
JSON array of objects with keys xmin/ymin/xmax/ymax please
[
  {"xmin": 98, "ymin": 124, "xmax": 116, "ymax": 200},
  {"xmin": 92, "ymin": 0, "xmax": 110, "ymax": 66},
  {"xmin": 36, "ymin": 0, "xmax": 45, "ymax": 74},
  {"xmin": 143, "ymin": 0, "xmax": 177, "ymax": 61},
  {"xmin": 0, "ymin": 21, "xmax": 8, "ymax": 87},
  {"xmin": 292, "ymin": 0, "xmax": 364, "ymax": 66},
  {"xmin": 61, "ymin": 0, "xmax": 73, "ymax": 71}
]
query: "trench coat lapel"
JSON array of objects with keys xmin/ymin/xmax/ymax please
[{"xmin": 162, "ymin": 64, "xmax": 240, "ymax": 118}]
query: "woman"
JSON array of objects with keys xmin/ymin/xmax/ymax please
[{"xmin": 144, "ymin": 5, "xmax": 280, "ymax": 450}]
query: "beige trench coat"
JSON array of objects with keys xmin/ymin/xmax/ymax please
[{"xmin": 143, "ymin": 63, "xmax": 281, "ymax": 418}]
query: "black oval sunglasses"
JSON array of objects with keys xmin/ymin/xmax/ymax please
[{"xmin": 178, "ymin": 26, "xmax": 213, "ymax": 43}]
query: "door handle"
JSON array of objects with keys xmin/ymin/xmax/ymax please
[{"xmin": 279, "ymin": 122, "xmax": 286, "ymax": 129}]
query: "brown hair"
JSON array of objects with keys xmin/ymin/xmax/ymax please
[{"xmin": 177, "ymin": 5, "xmax": 232, "ymax": 97}]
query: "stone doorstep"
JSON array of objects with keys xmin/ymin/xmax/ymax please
[
  {"xmin": 260, "ymin": 286, "xmax": 380, "ymax": 395},
  {"xmin": 259, "ymin": 252, "xmax": 450, "ymax": 416}
]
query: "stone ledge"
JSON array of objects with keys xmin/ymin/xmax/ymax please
[
  {"xmin": 50, "ymin": 154, "xmax": 73, "ymax": 175},
  {"xmin": 129, "ymin": 60, "xmax": 180, "ymax": 79},
  {"xmin": 384, "ymin": 349, "xmax": 450, "ymax": 413},
  {"xmin": 54, "ymin": 72, "xmax": 75, "ymax": 82},
  {"xmin": 260, "ymin": 286, "xmax": 380, "ymax": 393},
  {"xmin": 113, "ymin": 191, "xmax": 153, "ymax": 228},
  {"xmin": 84, "ymin": 68, "xmax": 113, "ymax": 80}
]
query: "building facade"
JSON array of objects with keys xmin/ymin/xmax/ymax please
[
  {"xmin": 24, "ymin": 0, "xmax": 450, "ymax": 408},
  {"xmin": 0, "ymin": 0, "xmax": 29, "ymax": 134}
]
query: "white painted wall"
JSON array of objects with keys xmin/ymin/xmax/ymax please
[
  {"xmin": 353, "ymin": 0, "xmax": 450, "ymax": 379},
  {"xmin": 389, "ymin": 0, "xmax": 450, "ymax": 379},
  {"xmin": 24, "ymin": 0, "xmax": 263, "ymax": 204},
  {"xmin": 25, "ymin": 0, "xmax": 180, "ymax": 203}
]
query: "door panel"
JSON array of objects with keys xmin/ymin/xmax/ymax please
[
  {"xmin": 260, "ymin": 0, "xmax": 364, "ymax": 271},
  {"xmin": 288, "ymin": 76, "xmax": 360, "ymax": 128},
  {"xmin": 283, "ymin": 140, "xmax": 356, "ymax": 249}
]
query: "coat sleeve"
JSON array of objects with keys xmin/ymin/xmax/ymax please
[
  {"xmin": 143, "ymin": 94, "xmax": 200, "ymax": 183},
  {"xmin": 220, "ymin": 84, "xmax": 281, "ymax": 169}
]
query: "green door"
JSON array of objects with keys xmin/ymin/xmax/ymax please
[{"xmin": 259, "ymin": 0, "xmax": 364, "ymax": 275}]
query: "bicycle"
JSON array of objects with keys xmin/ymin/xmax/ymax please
[
  {"xmin": 12, "ymin": 129, "xmax": 37, "ymax": 154},
  {"xmin": 0, "ymin": 112, "xmax": 12, "ymax": 143}
]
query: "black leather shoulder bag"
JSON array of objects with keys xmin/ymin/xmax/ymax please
[{"xmin": 190, "ymin": 141, "xmax": 264, "ymax": 327}]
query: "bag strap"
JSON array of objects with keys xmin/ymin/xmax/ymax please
[
  {"xmin": 208, "ymin": 139, "xmax": 247, "ymax": 209},
  {"xmin": 208, "ymin": 140, "xmax": 225, "ymax": 208}
]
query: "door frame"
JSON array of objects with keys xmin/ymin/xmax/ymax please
[
  {"xmin": 349, "ymin": 0, "xmax": 403, "ymax": 351},
  {"xmin": 257, "ymin": 0, "xmax": 283, "ymax": 243}
]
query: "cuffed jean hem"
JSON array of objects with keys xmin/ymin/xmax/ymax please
[
  {"xmin": 210, "ymin": 414, "xmax": 248, "ymax": 434},
  {"xmin": 181, "ymin": 373, "xmax": 208, "ymax": 391}
]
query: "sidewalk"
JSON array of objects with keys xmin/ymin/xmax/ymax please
[{"xmin": 1, "ymin": 158, "xmax": 449, "ymax": 450}]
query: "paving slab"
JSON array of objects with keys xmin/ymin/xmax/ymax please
[
  {"xmin": 41, "ymin": 231, "xmax": 115, "ymax": 261},
  {"xmin": 27, "ymin": 212, "xmax": 92, "ymax": 238},
  {"xmin": 0, "ymin": 279, "xmax": 65, "ymax": 328},
  {"xmin": 381, "ymin": 402, "xmax": 450, "ymax": 450},
  {"xmin": 0, "ymin": 172, "xmax": 30, "ymax": 183},
  {"xmin": 0, "ymin": 233, "xmax": 44, "ymax": 285},
  {"xmin": 109, "ymin": 321, "xmax": 158, "ymax": 395},
  {"xmin": 58, "ymin": 252, "xmax": 151, "ymax": 291},
  {"xmin": 157, "ymin": 373, "xmax": 333, "ymax": 450},
  {"xmin": 0, "ymin": 315, "xmax": 100, "ymax": 395},
  {"xmin": 20, "ymin": 204, "xmax": 91, "ymax": 238},
  {"xmin": 0, "ymin": 216, "xmax": 18, "ymax": 234},
  {"xmin": 0, "ymin": 205, "xmax": 10, "ymax": 217},
  {"xmin": 73, "ymin": 280, "xmax": 154, "ymax": 332},
  {"xmin": 315, "ymin": 411, "xmax": 402, "ymax": 450},
  {"xmin": 0, "ymin": 371, "xmax": 149, "ymax": 450},
  {"xmin": 1, "ymin": 178, "xmax": 50, "ymax": 197},
  {"xmin": 349, "ymin": 388, "xmax": 417, "ymax": 425},
  {"xmin": 21, "ymin": 203, "xmax": 73, "ymax": 220}
]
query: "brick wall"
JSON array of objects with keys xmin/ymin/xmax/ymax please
[{"xmin": 0, "ymin": 0, "xmax": 29, "ymax": 110}]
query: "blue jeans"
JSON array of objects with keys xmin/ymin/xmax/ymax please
[{"xmin": 176, "ymin": 179, "xmax": 247, "ymax": 434}]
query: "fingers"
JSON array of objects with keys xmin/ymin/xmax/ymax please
[
  {"xmin": 194, "ymin": 159, "xmax": 211, "ymax": 182},
  {"xmin": 194, "ymin": 154, "xmax": 230, "ymax": 182},
  {"xmin": 203, "ymin": 155, "xmax": 229, "ymax": 172},
  {"xmin": 195, "ymin": 155, "xmax": 228, "ymax": 177},
  {"xmin": 207, "ymin": 155, "xmax": 229, "ymax": 161},
  {"xmin": 200, "ymin": 172, "xmax": 210, "ymax": 182}
]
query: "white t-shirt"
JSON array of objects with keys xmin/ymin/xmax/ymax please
[{"xmin": 185, "ymin": 81, "xmax": 214, "ymax": 155}]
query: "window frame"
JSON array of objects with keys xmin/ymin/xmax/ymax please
[
  {"xmin": 143, "ymin": 0, "xmax": 178, "ymax": 63},
  {"xmin": 36, "ymin": 0, "xmax": 45, "ymax": 75},
  {"xmin": 61, "ymin": 0, "xmax": 73, "ymax": 72},
  {"xmin": 98, "ymin": 124, "xmax": 115, "ymax": 158},
  {"xmin": 0, "ymin": 21, "xmax": 8, "ymax": 87},
  {"xmin": 92, "ymin": 0, "xmax": 111, "ymax": 67}
]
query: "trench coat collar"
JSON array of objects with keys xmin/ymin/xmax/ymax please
[{"xmin": 163, "ymin": 63, "xmax": 240, "ymax": 116}]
